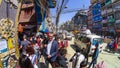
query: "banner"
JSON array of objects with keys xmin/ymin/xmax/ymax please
[
  {"xmin": 34, "ymin": 0, "xmax": 46, "ymax": 25},
  {"xmin": 39, "ymin": 18, "xmax": 49, "ymax": 33},
  {"xmin": 34, "ymin": 0, "xmax": 42, "ymax": 24}
]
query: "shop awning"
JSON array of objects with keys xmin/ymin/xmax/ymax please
[
  {"xmin": 115, "ymin": 20, "xmax": 120, "ymax": 24},
  {"xmin": 93, "ymin": 25, "xmax": 102, "ymax": 29},
  {"xmin": 102, "ymin": 19, "xmax": 107, "ymax": 23}
]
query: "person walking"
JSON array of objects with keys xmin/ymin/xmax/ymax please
[
  {"xmin": 19, "ymin": 35, "xmax": 30, "ymax": 56},
  {"xmin": 88, "ymin": 42, "xmax": 99, "ymax": 68},
  {"xmin": 70, "ymin": 48, "xmax": 85, "ymax": 68},
  {"xmin": 85, "ymin": 38, "xmax": 91, "ymax": 63},
  {"xmin": 19, "ymin": 54, "xmax": 34, "ymax": 68},
  {"xmin": 26, "ymin": 46, "xmax": 38, "ymax": 68},
  {"xmin": 45, "ymin": 32, "xmax": 59, "ymax": 68}
]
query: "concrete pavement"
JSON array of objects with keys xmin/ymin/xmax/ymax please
[
  {"xmin": 40, "ymin": 37, "xmax": 120, "ymax": 68},
  {"xmin": 68, "ymin": 38, "xmax": 120, "ymax": 68}
]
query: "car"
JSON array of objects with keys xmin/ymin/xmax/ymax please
[
  {"xmin": 74, "ymin": 34, "xmax": 103, "ymax": 56},
  {"xmin": 66, "ymin": 34, "xmax": 72, "ymax": 40},
  {"xmin": 86, "ymin": 34, "xmax": 103, "ymax": 54}
]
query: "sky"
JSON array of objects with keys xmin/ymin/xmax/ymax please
[{"xmin": 50, "ymin": 0, "xmax": 91, "ymax": 25}]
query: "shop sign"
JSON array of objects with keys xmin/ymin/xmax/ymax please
[
  {"xmin": 108, "ymin": 18, "xmax": 115, "ymax": 23},
  {"xmin": 115, "ymin": 20, "xmax": 120, "ymax": 24},
  {"xmin": 0, "ymin": 39, "xmax": 7, "ymax": 53},
  {"xmin": 105, "ymin": 0, "xmax": 112, "ymax": 6}
]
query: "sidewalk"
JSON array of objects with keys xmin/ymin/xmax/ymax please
[{"xmin": 67, "ymin": 38, "xmax": 75, "ymax": 68}]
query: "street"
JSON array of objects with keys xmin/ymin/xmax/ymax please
[{"xmin": 67, "ymin": 38, "xmax": 120, "ymax": 68}]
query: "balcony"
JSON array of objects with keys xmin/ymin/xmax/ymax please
[
  {"xmin": 102, "ymin": 27, "xmax": 108, "ymax": 31},
  {"xmin": 99, "ymin": 0, "xmax": 105, "ymax": 3},
  {"xmin": 101, "ymin": 10, "xmax": 107, "ymax": 15},
  {"xmin": 115, "ymin": 20, "xmax": 120, "ymax": 24},
  {"xmin": 105, "ymin": 0, "xmax": 112, "ymax": 6},
  {"xmin": 108, "ymin": 18, "xmax": 115, "ymax": 23},
  {"xmin": 114, "ymin": 8, "xmax": 120, "ymax": 12},
  {"xmin": 102, "ymin": 19, "xmax": 107, "ymax": 23},
  {"xmin": 112, "ymin": 0, "xmax": 118, "ymax": 3},
  {"xmin": 107, "ymin": 8, "xmax": 113, "ymax": 14},
  {"xmin": 21, "ymin": 3, "xmax": 34, "ymax": 9},
  {"xmin": 115, "ymin": 12, "xmax": 120, "ymax": 20}
]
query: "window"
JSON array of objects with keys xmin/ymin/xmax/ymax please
[
  {"xmin": 107, "ymin": 14, "xmax": 114, "ymax": 19},
  {"xmin": 92, "ymin": 38, "xmax": 103, "ymax": 45},
  {"xmin": 101, "ymin": 2, "xmax": 105, "ymax": 7},
  {"xmin": 103, "ymin": 23, "xmax": 108, "ymax": 27},
  {"xmin": 106, "ymin": 0, "xmax": 111, "ymax": 3},
  {"xmin": 115, "ymin": 12, "xmax": 120, "ymax": 20}
]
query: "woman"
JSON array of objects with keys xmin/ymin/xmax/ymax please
[
  {"xmin": 19, "ymin": 55, "xmax": 34, "ymax": 68},
  {"xmin": 26, "ymin": 46, "xmax": 38, "ymax": 68}
]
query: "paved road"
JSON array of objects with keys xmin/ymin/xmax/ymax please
[
  {"xmin": 40, "ymin": 37, "xmax": 120, "ymax": 68},
  {"xmin": 68, "ymin": 38, "xmax": 120, "ymax": 68}
]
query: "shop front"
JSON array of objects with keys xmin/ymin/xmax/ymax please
[
  {"xmin": 92, "ymin": 23, "xmax": 102, "ymax": 35},
  {"xmin": 115, "ymin": 20, "xmax": 120, "ymax": 36}
]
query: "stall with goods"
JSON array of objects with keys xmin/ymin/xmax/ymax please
[{"xmin": 0, "ymin": 0, "xmax": 21, "ymax": 68}]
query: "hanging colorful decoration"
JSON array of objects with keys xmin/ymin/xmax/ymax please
[{"xmin": 0, "ymin": 19, "xmax": 15, "ymax": 40}]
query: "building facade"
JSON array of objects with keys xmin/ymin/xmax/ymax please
[
  {"xmin": 19, "ymin": 0, "xmax": 56, "ymax": 35},
  {"xmin": 72, "ymin": 10, "xmax": 88, "ymax": 31},
  {"xmin": 88, "ymin": 5, "xmax": 93, "ymax": 31},
  {"xmin": 89, "ymin": 0, "xmax": 120, "ymax": 37}
]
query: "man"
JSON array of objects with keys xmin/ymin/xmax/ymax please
[
  {"xmin": 70, "ymin": 48, "xmax": 85, "ymax": 68},
  {"xmin": 19, "ymin": 35, "xmax": 30, "ymax": 56},
  {"xmin": 45, "ymin": 32, "xmax": 59, "ymax": 68},
  {"xmin": 88, "ymin": 42, "xmax": 99, "ymax": 68},
  {"xmin": 85, "ymin": 38, "xmax": 91, "ymax": 63}
]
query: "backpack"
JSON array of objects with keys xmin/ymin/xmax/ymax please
[{"xmin": 94, "ymin": 61, "xmax": 106, "ymax": 68}]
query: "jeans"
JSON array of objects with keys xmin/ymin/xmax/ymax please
[
  {"xmin": 88, "ymin": 58, "xmax": 97, "ymax": 68},
  {"xmin": 45, "ymin": 59, "xmax": 56, "ymax": 68}
]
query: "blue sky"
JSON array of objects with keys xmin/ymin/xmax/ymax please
[{"xmin": 50, "ymin": 0, "xmax": 90, "ymax": 25}]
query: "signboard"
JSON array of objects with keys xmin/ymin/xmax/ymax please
[
  {"xmin": 0, "ymin": 39, "xmax": 8, "ymax": 53},
  {"xmin": 92, "ymin": 3, "xmax": 102, "ymax": 22}
]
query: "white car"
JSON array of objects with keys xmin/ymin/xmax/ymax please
[
  {"xmin": 66, "ymin": 34, "xmax": 72, "ymax": 40},
  {"xmin": 86, "ymin": 34, "xmax": 103, "ymax": 55}
]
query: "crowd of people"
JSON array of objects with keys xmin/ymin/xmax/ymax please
[
  {"xmin": 18, "ymin": 31, "xmax": 109, "ymax": 68},
  {"xmin": 18, "ymin": 32, "xmax": 70, "ymax": 68}
]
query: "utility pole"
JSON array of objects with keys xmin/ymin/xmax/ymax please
[{"xmin": 56, "ymin": 0, "xmax": 65, "ymax": 33}]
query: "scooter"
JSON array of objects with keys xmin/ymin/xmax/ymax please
[{"xmin": 105, "ymin": 40, "xmax": 116, "ymax": 53}]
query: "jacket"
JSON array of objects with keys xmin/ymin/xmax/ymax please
[{"xmin": 45, "ymin": 40, "xmax": 58, "ymax": 62}]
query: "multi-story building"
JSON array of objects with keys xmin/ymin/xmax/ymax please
[
  {"xmin": 90, "ymin": 0, "xmax": 120, "ymax": 36},
  {"xmin": 113, "ymin": 0, "xmax": 120, "ymax": 36},
  {"xmin": 72, "ymin": 9, "xmax": 88, "ymax": 31},
  {"xmin": 19, "ymin": 2, "xmax": 36, "ymax": 34},
  {"xmin": 87, "ymin": 5, "xmax": 93, "ymax": 30},
  {"xmin": 19, "ymin": 0, "xmax": 56, "ymax": 34}
]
